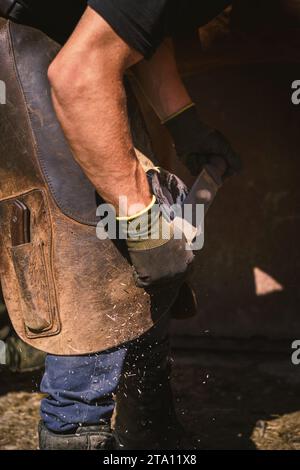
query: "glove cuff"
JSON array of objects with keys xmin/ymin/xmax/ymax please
[
  {"xmin": 116, "ymin": 195, "xmax": 156, "ymax": 221},
  {"xmin": 163, "ymin": 103, "xmax": 212, "ymax": 158},
  {"xmin": 161, "ymin": 102, "xmax": 195, "ymax": 124}
]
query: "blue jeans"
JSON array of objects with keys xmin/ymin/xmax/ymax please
[{"xmin": 40, "ymin": 315, "xmax": 170, "ymax": 433}]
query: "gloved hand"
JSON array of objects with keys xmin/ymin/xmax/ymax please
[
  {"xmin": 117, "ymin": 168, "xmax": 194, "ymax": 288},
  {"xmin": 181, "ymin": 126, "xmax": 242, "ymax": 179},
  {"xmin": 164, "ymin": 104, "xmax": 242, "ymax": 180}
]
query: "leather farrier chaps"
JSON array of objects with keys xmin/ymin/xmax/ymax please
[{"xmin": 0, "ymin": 19, "xmax": 182, "ymax": 355}]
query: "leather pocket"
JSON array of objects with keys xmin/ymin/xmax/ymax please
[
  {"xmin": 0, "ymin": 190, "xmax": 60, "ymax": 339},
  {"xmin": 11, "ymin": 241, "xmax": 58, "ymax": 336}
]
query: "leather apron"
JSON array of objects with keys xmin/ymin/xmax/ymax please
[{"xmin": 0, "ymin": 19, "xmax": 181, "ymax": 355}]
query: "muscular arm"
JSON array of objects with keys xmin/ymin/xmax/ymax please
[
  {"xmin": 132, "ymin": 38, "xmax": 241, "ymax": 179},
  {"xmin": 47, "ymin": 7, "xmax": 152, "ymax": 215}
]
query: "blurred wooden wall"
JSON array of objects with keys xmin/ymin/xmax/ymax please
[{"xmin": 134, "ymin": 2, "xmax": 300, "ymax": 341}]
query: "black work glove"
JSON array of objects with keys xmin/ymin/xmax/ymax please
[
  {"xmin": 117, "ymin": 168, "xmax": 194, "ymax": 289},
  {"xmin": 164, "ymin": 104, "xmax": 242, "ymax": 180}
]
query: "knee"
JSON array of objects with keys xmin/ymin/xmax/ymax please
[{"xmin": 47, "ymin": 55, "xmax": 77, "ymax": 104}]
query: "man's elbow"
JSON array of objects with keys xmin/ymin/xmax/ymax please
[
  {"xmin": 47, "ymin": 55, "xmax": 87, "ymax": 105},
  {"xmin": 47, "ymin": 57, "xmax": 63, "ymax": 95}
]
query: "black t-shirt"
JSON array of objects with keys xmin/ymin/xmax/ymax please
[
  {"xmin": 14, "ymin": 1, "xmax": 231, "ymax": 55},
  {"xmin": 15, "ymin": 0, "xmax": 87, "ymax": 44}
]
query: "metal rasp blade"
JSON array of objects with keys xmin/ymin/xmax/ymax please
[{"xmin": 181, "ymin": 163, "xmax": 223, "ymax": 249}]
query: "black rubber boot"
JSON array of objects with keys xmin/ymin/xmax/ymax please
[
  {"xmin": 38, "ymin": 421, "xmax": 115, "ymax": 450},
  {"xmin": 114, "ymin": 337, "xmax": 185, "ymax": 450}
]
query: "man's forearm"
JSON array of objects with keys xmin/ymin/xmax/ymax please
[
  {"xmin": 47, "ymin": 7, "xmax": 152, "ymax": 216},
  {"xmin": 133, "ymin": 37, "xmax": 241, "ymax": 179},
  {"xmin": 132, "ymin": 39, "xmax": 192, "ymax": 122}
]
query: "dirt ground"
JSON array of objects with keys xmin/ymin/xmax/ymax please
[{"xmin": 1, "ymin": 346, "xmax": 300, "ymax": 450}]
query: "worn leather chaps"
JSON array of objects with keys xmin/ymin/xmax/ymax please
[{"xmin": 0, "ymin": 18, "xmax": 181, "ymax": 355}]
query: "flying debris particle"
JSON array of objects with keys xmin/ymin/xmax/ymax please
[{"xmin": 106, "ymin": 314, "xmax": 116, "ymax": 322}]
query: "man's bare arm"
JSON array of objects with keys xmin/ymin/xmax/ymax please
[{"xmin": 47, "ymin": 7, "xmax": 152, "ymax": 215}]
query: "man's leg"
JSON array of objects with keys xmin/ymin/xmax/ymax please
[
  {"xmin": 39, "ymin": 314, "xmax": 179, "ymax": 450},
  {"xmin": 114, "ymin": 315, "xmax": 183, "ymax": 450},
  {"xmin": 39, "ymin": 348, "xmax": 127, "ymax": 450}
]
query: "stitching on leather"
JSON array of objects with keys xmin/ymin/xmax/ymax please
[
  {"xmin": 8, "ymin": 21, "xmax": 97, "ymax": 227},
  {"xmin": 0, "ymin": 188, "xmax": 62, "ymax": 338}
]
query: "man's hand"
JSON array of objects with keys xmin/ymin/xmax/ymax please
[
  {"xmin": 180, "ymin": 125, "xmax": 242, "ymax": 180},
  {"xmin": 164, "ymin": 104, "xmax": 242, "ymax": 180},
  {"xmin": 117, "ymin": 169, "xmax": 194, "ymax": 288}
]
